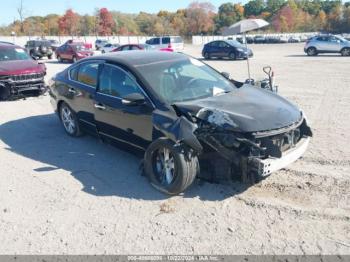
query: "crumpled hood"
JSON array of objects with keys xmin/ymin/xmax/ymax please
[
  {"xmin": 174, "ymin": 85, "xmax": 302, "ymax": 133},
  {"xmin": 0, "ymin": 60, "xmax": 44, "ymax": 76}
]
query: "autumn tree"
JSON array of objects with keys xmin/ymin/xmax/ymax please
[
  {"xmin": 58, "ymin": 9, "xmax": 80, "ymax": 36},
  {"xmin": 112, "ymin": 12, "xmax": 140, "ymax": 35},
  {"xmin": 186, "ymin": 1, "xmax": 215, "ymax": 35},
  {"xmin": 80, "ymin": 15, "xmax": 96, "ymax": 36},
  {"xmin": 98, "ymin": 8, "xmax": 115, "ymax": 36},
  {"xmin": 214, "ymin": 3, "xmax": 245, "ymax": 32},
  {"xmin": 272, "ymin": 5, "xmax": 294, "ymax": 32}
]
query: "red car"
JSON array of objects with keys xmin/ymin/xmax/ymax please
[
  {"xmin": 112, "ymin": 44, "xmax": 173, "ymax": 52},
  {"xmin": 55, "ymin": 44, "xmax": 94, "ymax": 63},
  {"xmin": 0, "ymin": 42, "xmax": 46, "ymax": 100},
  {"xmin": 64, "ymin": 39, "xmax": 92, "ymax": 50}
]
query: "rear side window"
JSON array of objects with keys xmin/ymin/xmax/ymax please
[
  {"xmin": 149, "ymin": 38, "xmax": 160, "ymax": 45},
  {"xmin": 171, "ymin": 37, "xmax": 183, "ymax": 43},
  {"xmin": 69, "ymin": 66, "xmax": 79, "ymax": 81},
  {"xmin": 77, "ymin": 63, "xmax": 99, "ymax": 87},
  {"xmin": 162, "ymin": 37, "xmax": 170, "ymax": 44},
  {"xmin": 121, "ymin": 45, "xmax": 130, "ymax": 51}
]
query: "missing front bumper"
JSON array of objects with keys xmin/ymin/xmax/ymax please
[{"xmin": 248, "ymin": 137, "xmax": 310, "ymax": 178}]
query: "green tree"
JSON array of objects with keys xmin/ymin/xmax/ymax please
[
  {"xmin": 266, "ymin": 0, "xmax": 286, "ymax": 13},
  {"xmin": 244, "ymin": 0, "xmax": 266, "ymax": 17}
]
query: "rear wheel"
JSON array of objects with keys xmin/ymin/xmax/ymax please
[
  {"xmin": 57, "ymin": 55, "xmax": 62, "ymax": 63},
  {"xmin": 59, "ymin": 102, "xmax": 82, "ymax": 137},
  {"xmin": 204, "ymin": 52, "xmax": 211, "ymax": 60},
  {"xmin": 307, "ymin": 47, "xmax": 317, "ymax": 56},
  {"xmin": 48, "ymin": 54, "xmax": 52, "ymax": 60},
  {"xmin": 144, "ymin": 138, "xmax": 199, "ymax": 195},
  {"xmin": 341, "ymin": 48, "xmax": 350, "ymax": 56},
  {"xmin": 72, "ymin": 56, "xmax": 77, "ymax": 63}
]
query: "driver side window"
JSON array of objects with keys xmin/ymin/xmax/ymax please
[{"xmin": 98, "ymin": 64, "xmax": 142, "ymax": 98}]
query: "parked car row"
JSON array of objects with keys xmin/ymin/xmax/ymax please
[{"xmin": 234, "ymin": 35, "xmax": 307, "ymax": 44}]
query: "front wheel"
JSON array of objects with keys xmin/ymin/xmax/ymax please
[
  {"xmin": 341, "ymin": 48, "xmax": 350, "ymax": 56},
  {"xmin": 59, "ymin": 102, "xmax": 82, "ymax": 137},
  {"xmin": 307, "ymin": 47, "xmax": 317, "ymax": 56},
  {"xmin": 144, "ymin": 138, "xmax": 199, "ymax": 195},
  {"xmin": 229, "ymin": 52, "xmax": 236, "ymax": 60}
]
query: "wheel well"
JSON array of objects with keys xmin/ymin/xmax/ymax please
[
  {"xmin": 57, "ymin": 100, "xmax": 65, "ymax": 118},
  {"xmin": 341, "ymin": 47, "xmax": 350, "ymax": 51},
  {"xmin": 307, "ymin": 46, "xmax": 317, "ymax": 50}
]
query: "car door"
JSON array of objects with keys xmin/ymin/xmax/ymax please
[
  {"xmin": 94, "ymin": 63, "xmax": 154, "ymax": 150},
  {"xmin": 63, "ymin": 61, "xmax": 103, "ymax": 134},
  {"xmin": 218, "ymin": 41, "xmax": 231, "ymax": 57},
  {"xmin": 327, "ymin": 36, "xmax": 341, "ymax": 52},
  {"xmin": 209, "ymin": 41, "xmax": 220, "ymax": 57}
]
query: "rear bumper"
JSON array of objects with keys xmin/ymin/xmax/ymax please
[{"xmin": 249, "ymin": 137, "xmax": 310, "ymax": 177}]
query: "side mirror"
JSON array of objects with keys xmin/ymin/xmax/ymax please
[
  {"xmin": 221, "ymin": 72, "xmax": 230, "ymax": 79},
  {"xmin": 121, "ymin": 92, "xmax": 146, "ymax": 106}
]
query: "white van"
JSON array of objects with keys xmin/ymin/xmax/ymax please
[{"xmin": 145, "ymin": 36, "xmax": 184, "ymax": 51}]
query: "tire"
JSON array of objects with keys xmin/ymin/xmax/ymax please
[
  {"xmin": 102, "ymin": 50, "xmax": 105, "ymax": 54},
  {"xmin": 57, "ymin": 55, "xmax": 62, "ymax": 63},
  {"xmin": 0, "ymin": 85, "xmax": 11, "ymax": 101},
  {"xmin": 48, "ymin": 54, "xmax": 52, "ymax": 60},
  {"xmin": 59, "ymin": 102, "xmax": 82, "ymax": 137},
  {"xmin": 144, "ymin": 138, "xmax": 199, "ymax": 195},
  {"xmin": 30, "ymin": 51, "xmax": 36, "ymax": 60},
  {"xmin": 341, "ymin": 48, "xmax": 350, "ymax": 56},
  {"xmin": 307, "ymin": 47, "xmax": 317, "ymax": 56},
  {"xmin": 229, "ymin": 52, "xmax": 236, "ymax": 60},
  {"xmin": 72, "ymin": 56, "xmax": 77, "ymax": 63},
  {"xmin": 203, "ymin": 52, "xmax": 210, "ymax": 60}
]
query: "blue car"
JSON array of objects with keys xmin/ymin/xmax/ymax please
[{"xmin": 202, "ymin": 40, "xmax": 253, "ymax": 60}]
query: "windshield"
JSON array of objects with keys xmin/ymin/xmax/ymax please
[
  {"xmin": 137, "ymin": 57, "xmax": 237, "ymax": 103},
  {"xmin": 73, "ymin": 45, "xmax": 87, "ymax": 51},
  {"xmin": 226, "ymin": 40, "xmax": 243, "ymax": 47},
  {"xmin": 0, "ymin": 47, "xmax": 31, "ymax": 61},
  {"xmin": 336, "ymin": 36, "xmax": 348, "ymax": 42}
]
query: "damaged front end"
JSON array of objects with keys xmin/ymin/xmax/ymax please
[
  {"xmin": 0, "ymin": 72, "xmax": 47, "ymax": 101},
  {"xmin": 153, "ymin": 105, "xmax": 312, "ymax": 184}
]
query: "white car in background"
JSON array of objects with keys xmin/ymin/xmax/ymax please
[
  {"xmin": 101, "ymin": 43, "xmax": 120, "ymax": 53},
  {"xmin": 145, "ymin": 36, "xmax": 184, "ymax": 51}
]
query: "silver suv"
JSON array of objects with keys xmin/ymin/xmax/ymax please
[{"xmin": 304, "ymin": 35, "xmax": 350, "ymax": 56}]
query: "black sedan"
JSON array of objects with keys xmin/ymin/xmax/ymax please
[
  {"xmin": 202, "ymin": 40, "xmax": 253, "ymax": 60},
  {"xmin": 49, "ymin": 51, "xmax": 312, "ymax": 195}
]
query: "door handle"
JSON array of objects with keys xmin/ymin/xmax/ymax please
[{"xmin": 94, "ymin": 103, "xmax": 106, "ymax": 110}]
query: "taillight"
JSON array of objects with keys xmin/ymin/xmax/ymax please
[{"xmin": 168, "ymin": 44, "xmax": 172, "ymax": 49}]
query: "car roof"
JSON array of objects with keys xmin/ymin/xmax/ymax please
[
  {"xmin": 92, "ymin": 51, "xmax": 187, "ymax": 67},
  {"xmin": 0, "ymin": 42, "xmax": 22, "ymax": 49}
]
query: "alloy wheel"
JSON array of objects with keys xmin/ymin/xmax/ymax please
[
  {"xmin": 61, "ymin": 106, "xmax": 76, "ymax": 135},
  {"xmin": 155, "ymin": 147, "xmax": 176, "ymax": 185}
]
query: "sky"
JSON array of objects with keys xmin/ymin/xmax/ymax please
[{"xmin": 0, "ymin": 0, "xmax": 243, "ymax": 25}]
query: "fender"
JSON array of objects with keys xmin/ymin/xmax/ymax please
[{"xmin": 152, "ymin": 109, "xmax": 203, "ymax": 153}]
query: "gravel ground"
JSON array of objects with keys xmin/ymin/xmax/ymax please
[{"xmin": 0, "ymin": 43, "xmax": 349, "ymax": 254}]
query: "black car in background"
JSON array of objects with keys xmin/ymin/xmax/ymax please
[
  {"xmin": 25, "ymin": 40, "xmax": 53, "ymax": 59},
  {"xmin": 49, "ymin": 51, "xmax": 311, "ymax": 195},
  {"xmin": 202, "ymin": 40, "xmax": 253, "ymax": 60}
]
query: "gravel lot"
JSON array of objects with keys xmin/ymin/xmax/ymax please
[{"xmin": 0, "ymin": 43, "xmax": 349, "ymax": 254}]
